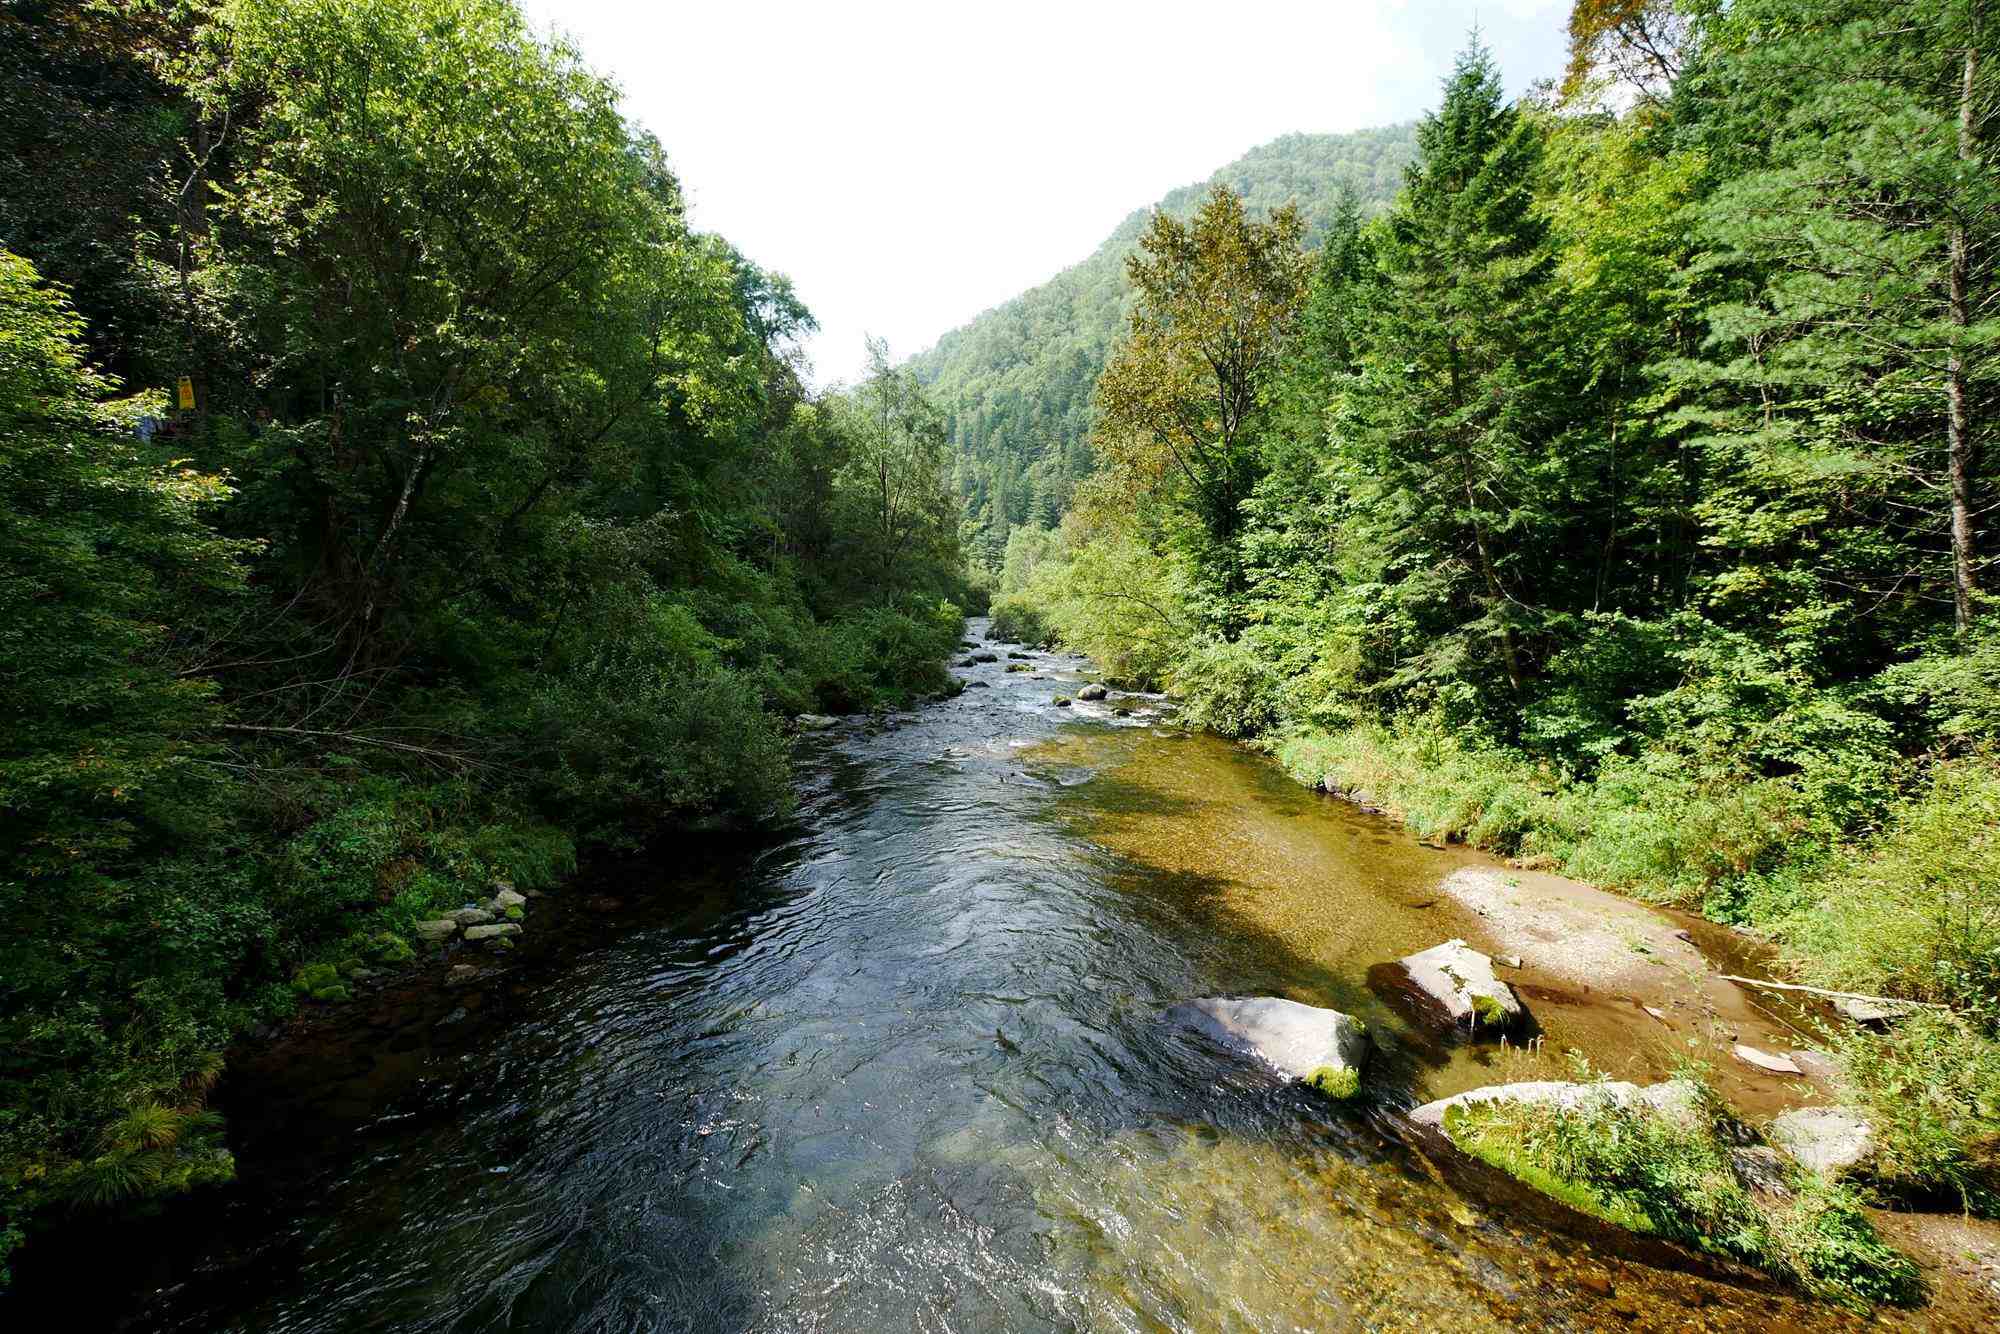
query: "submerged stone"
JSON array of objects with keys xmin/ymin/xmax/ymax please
[
  {"xmin": 1172, "ymin": 995, "xmax": 1369, "ymax": 1096},
  {"xmin": 1732, "ymin": 1043, "xmax": 1802, "ymax": 1074},
  {"xmin": 1396, "ymin": 939, "xmax": 1524, "ymax": 1035}
]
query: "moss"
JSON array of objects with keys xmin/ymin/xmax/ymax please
[
  {"xmin": 367, "ymin": 931, "xmax": 414, "ymax": 965},
  {"xmin": 1470, "ymin": 992, "xmax": 1507, "ymax": 1027},
  {"xmin": 1306, "ymin": 1065, "xmax": 1362, "ymax": 1099},
  {"xmin": 289, "ymin": 962, "xmax": 351, "ymax": 1004},
  {"xmin": 504, "ymin": 903, "xmax": 525, "ymax": 921}
]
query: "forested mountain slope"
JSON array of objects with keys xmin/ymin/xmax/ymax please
[{"xmin": 908, "ymin": 125, "xmax": 1416, "ymax": 564}]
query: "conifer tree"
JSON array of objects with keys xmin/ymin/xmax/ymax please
[
  {"xmin": 1690, "ymin": 0, "xmax": 1998, "ymax": 631},
  {"xmin": 1338, "ymin": 37, "xmax": 1570, "ymax": 700}
]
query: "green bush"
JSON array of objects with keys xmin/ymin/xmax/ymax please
[
  {"xmin": 1829, "ymin": 1014, "xmax": 2000, "ymax": 1213},
  {"xmin": 1447, "ymin": 1078, "xmax": 1921, "ymax": 1307},
  {"xmin": 1170, "ymin": 637, "xmax": 1285, "ymax": 738},
  {"xmin": 988, "ymin": 593, "xmax": 1051, "ymax": 646},
  {"xmin": 1782, "ymin": 759, "xmax": 2000, "ymax": 1015}
]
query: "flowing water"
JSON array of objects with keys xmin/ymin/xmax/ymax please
[{"xmin": 23, "ymin": 622, "xmax": 1914, "ymax": 1332}]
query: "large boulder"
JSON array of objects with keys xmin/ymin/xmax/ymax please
[
  {"xmin": 1173, "ymin": 995, "xmax": 1370, "ymax": 1098},
  {"xmin": 1406, "ymin": 1078, "xmax": 1704, "ymax": 1166},
  {"xmin": 463, "ymin": 923, "xmax": 521, "ymax": 943},
  {"xmin": 448, "ymin": 907, "xmax": 495, "ymax": 928},
  {"xmin": 1409, "ymin": 1077, "xmax": 1700, "ymax": 1135},
  {"xmin": 1396, "ymin": 939, "xmax": 1525, "ymax": 1035},
  {"xmin": 491, "ymin": 887, "xmax": 528, "ymax": 911},
  {"xmin": 413, "ymin": 918, "xmax": 459, "ymax": 943},
  {"xmin": 1769, "ymin": 1107, "xmax": 1876, "ymax": 1180},
  {"xmin": 1076, "ymin": 683, "xmax": 1108, "ymax": 701}
]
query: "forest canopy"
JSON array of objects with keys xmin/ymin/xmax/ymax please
[{"xmin": 0, "ymin": 0, "xmax": 967, "ymax": 1277}]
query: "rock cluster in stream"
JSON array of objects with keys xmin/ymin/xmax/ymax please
[{"xmin": 412, "ymin": 881, "xmax": 532, "ymax": 953}]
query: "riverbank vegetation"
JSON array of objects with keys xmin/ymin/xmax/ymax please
[
  {"xmin": 994, "ymin": 0, "xmax": 2000, "ymax": 1243},
  {"xmin": 0, "ymin": 0, "xmax": 966, "ymax": 1278},
  {"xmin": 1447, "ymin": 1069, "xmax": 1923, "ymax": 1307}
]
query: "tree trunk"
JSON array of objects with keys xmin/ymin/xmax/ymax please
[{"xmin": 1950, "ymin": 18, "xmax": 1982, "ymax": 631}]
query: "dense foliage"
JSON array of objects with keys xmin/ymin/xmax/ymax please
[
  {"xmin": 1448, "ymin": 1069, "xmax": 1922, "ymax": 1308},
  {"xmin": 0, "ymin": 0, "xmax": 965, "ymax": 1279},
  {"xmin": 1004, "ymin": 0, "xmax": 2000, "ymax": 1229},
  {"xmin": 908, "ymin": 125, "xmax": 1417, "ymax": 569}
]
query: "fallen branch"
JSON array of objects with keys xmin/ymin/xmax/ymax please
[{"xmin": 1716, "ymin": 975, "xmax": 1947, "ymax": 1010}]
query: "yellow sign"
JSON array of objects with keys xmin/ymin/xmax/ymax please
[{"xmin": 176, "ymin": 376, "xmax": 195, "ymax": 410}]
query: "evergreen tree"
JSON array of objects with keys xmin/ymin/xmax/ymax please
[
  {"xmin": 1688, "ymin": 0, "xmax": 1998, "ymax": 631},
  {"xmin": 1338, "ymin": 37, "xmax": 1571, "ymax": 702}
]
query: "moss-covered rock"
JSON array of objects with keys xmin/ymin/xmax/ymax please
[{"xmin": 290, "ymin": 962, "xmax": 351, "ymax": 1004}]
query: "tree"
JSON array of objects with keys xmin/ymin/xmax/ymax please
[
  {"xmin": 1338, "ymin": 38, "xmax": 1570, "ymax": 699},
  {"xmin": 1563, "ymin": 0, "xmax": 1707, "ymax": 107},
  {"xmin": 1690, "ymin": 0, "xmax": 1999, "ymax": 631},
  {"xmin": 1093, "ymin": 184, "xmax": 1310, "ymax": 613},
  {"xmin": 838, "ymin": 337, "xmax": 959, "ymax": 589},
  {"xmin": 0, "ymin": 250, "xmax": 248, "ymax": 1249}
]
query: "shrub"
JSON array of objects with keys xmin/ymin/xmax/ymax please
[
  {"xmin": 1829, "ymin": 1013, "xmax": 2000, "ymax": 1214},
  {"xmin": 1782, "ymin": 758, "xmax": 2000, "ymax": 1016},
  {"xmin": 988, "ymin": 593, "xmax": 1051, "ymax": 646},
  {"xmin": 1447, "ymin": 1076, "xmax": 1921, "ymax": 1307},
  {"xmin": 1170, "ymin": 637, "xmax": 1285, "ymax": 738}
]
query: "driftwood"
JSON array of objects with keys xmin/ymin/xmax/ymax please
[{"xmin": 1716, "ymin": 975, "xmax": 1946, "ymax": 1010}]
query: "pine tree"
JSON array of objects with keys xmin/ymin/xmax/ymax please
[
  {"xmin": 1338, "ymin": 36, "xmax": 1571, "ymax": 700},
  {"xmin": 1689, "ymin": 0, "xmax": 1998, "ymax": 631}
]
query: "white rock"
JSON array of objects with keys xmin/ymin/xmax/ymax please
[
  {"xmin": 463, "ymin": 923, "xmax": 520, "ymax": 942},
  {"xmin": 491, "ymin": 888, "xmax": 528, "ymax": 911},
  {"xmin": 1397, "ymin": 939, "xmax": 1524, "ymax": 1033},
  {"xmin": 1410, "ymin": 1077, "xmax": 1703, "ymax": 1134},
  {"xmin": 795, "ymin": 713, "xmax": 839, "ymax": 729},
  {"xmin": 1174, "ymin": 996, "xmax": 1370, "ymax": 1091},
  {"xmin": 1732, "ymin": 1044, "xmax": 1802, "ymax": 1074},
  {"xmin": 1770, "ymin": 1107, "xmax": 1876, "ymax": 1179}
]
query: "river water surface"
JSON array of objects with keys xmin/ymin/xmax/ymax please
[{"xmin": 30, "ymin": 621, "xmax": 1910, "ymax": 1332}]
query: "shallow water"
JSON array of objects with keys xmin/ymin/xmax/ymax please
[{"xmin": 19, "ymin": 622, "xmax": 1914, "ymax": 1331}]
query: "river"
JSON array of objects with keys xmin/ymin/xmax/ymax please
[{"xmin": 20, "ymin": 620, "xmax": 1900, "ymax": 1332}]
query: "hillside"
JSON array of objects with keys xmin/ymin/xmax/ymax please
[{"xmin": 909, "ymin": 124, "xmax": 1418, "ymax": 564}]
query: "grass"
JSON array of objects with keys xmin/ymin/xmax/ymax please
[{"xmin": 1443, "ymin": 1077, "xmax": 1922, "ymax": 1308}]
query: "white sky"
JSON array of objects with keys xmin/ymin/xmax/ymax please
[{"xmin": 515, "ymin": 1, "xmax": 1572, "ymax": 387}]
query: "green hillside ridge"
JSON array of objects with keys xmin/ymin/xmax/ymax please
[{"xmin": 908, "ymin": 124, "xmax": 1417, "ymax": 566}]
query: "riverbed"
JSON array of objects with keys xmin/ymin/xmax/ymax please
[{"xmin": 17, "ymin": 621, "xmax": 1978, "ymax": 1331}]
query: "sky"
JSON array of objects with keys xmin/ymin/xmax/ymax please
[{"xmin": 514, "ymin": 1, "xmax": 1573, "ymax": 387}]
